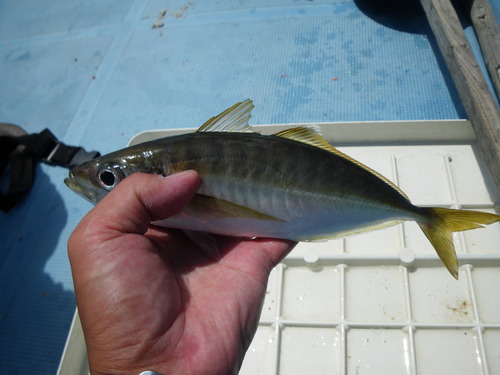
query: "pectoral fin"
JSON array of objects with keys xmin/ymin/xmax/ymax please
[
  {"xmin": 183, "ymin": 230, "xmax": 220, "ymax": 259},
  {"xmin": 185, "ymin": 194, "xmax": 286, "ymax": 222}
]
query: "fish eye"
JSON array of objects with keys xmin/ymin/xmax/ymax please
[{"xmin": 97, "ymin": 167, "xmax": 123, "ymax": 190}]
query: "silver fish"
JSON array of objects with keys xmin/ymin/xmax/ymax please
[{"xmin": 65, "ymin": 100, "xmax": 500, "ymax": 278}]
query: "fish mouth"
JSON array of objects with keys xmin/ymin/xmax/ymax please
[
  {"xmin": 64, "ymin": 168, "xmax": 100, "ymax": 205},
  {"xmin": 64, "ymin": 170, "xmax": 82, "ymax": 193},
  {"xmin": 64, "ymin": 170, "xmax": 75, "ymax": 190}
]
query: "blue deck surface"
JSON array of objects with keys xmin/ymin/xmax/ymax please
[{"xmin": 0, "ymin": 0, "xmax": 488, "ymax": 373}]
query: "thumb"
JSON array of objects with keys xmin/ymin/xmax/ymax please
[{"xmin": 69, "ymin": 170, "xmax": 201, "ymax": 246}]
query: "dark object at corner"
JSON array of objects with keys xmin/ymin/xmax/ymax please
[{"xmin": 0, "ymin": 123, "xmax": 100, "ymax": 212}]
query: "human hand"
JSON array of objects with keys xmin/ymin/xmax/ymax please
[{"xmin": 68, "ymin": 171, "xmax": 296, "ymax": 375}]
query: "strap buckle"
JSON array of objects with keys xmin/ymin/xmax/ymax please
[{"xmin": 19, "ymin": 128, "xmax": 100, "ymax": 168}]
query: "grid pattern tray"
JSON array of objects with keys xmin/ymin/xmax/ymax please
[{"xmin": 59, "ymin": 121, "xmax": 500, "ymax": 375}]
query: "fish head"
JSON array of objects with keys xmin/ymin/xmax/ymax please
[
  {"xmin": 64, "ymin": 149, "xmax": 156, "ymax": 204},
  {"xmin": 64, "ymin": 158, "xmax": 126, "ymax": 204}
]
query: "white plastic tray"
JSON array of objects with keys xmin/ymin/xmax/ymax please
[{"xmin": 58, "ymin": 120, "xmax": 500, "ymax": 375}]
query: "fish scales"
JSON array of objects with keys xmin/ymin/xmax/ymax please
[
  {"xmin": 65, "ymin": 100, "xmax": 500, "ymax": 278},
  {"xmin": 164, "ymin": 133, "xmax": 286, "ymax": 212},
  {"xmin": 84, "ymin": 131, "xmax": 419, "ymax": 238}
]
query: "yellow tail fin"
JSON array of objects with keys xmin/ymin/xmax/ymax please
[{"xmin": 418, "ymin": 208, "xmax": 500, "ymax": 279}]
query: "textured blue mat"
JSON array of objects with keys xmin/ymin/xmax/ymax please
[{"xmin": 0, "ymin": 0, "xmax": 486, "ymax": 373}]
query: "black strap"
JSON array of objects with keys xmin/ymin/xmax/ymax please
[
  {"xmin": 0, "ymin": 124, "xmax": 100, "ymax": 212},
  {"xmin": 15, "ymin": 128, "xmax": 101, "ymax": 167}
]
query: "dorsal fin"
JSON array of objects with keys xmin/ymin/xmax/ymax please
[
  {"xmin": 273, "ymin": 126, "xmax": 334, "ymax": 153},
  {"xmin": 274, "ymin": 126, "xmax": 409, "ymax": 200},
  {"xmin": 197, "ymin": 99, "xmax": 255, "ymax": 133}
]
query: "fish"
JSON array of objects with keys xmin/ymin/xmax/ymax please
[{"xmin": 65, "ymin": 99, "xmax": 500, "ymax": 279}]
